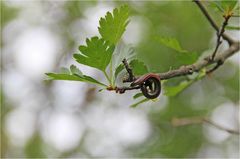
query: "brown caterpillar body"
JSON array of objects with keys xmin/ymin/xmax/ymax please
[{"xmin": 131, "ymin": 73, "xmax": 161, "ymax": 99}]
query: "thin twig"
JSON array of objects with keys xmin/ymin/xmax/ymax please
[
  {"xmin": 193, "ymin": 0, "xmax": 234, "ymax": 45},
  {"xmin": 211, "ymin": 14, "xmax": 232, "ymax": 60},
  {"xmin": 116, "ymin": 43, "xmax": 239, "ymax": 92},
  {"xmin": 172, "ymin": 117, "xmax": 203, "ymax": 126},
  {"xmin": 158, "ymin": 42, "xmax": 239, "ymax": 80},
  {"xmin": 116, "ymin": 85, "xmax": 141, "ymax": 94},
  {"xmin": 172, "ymin": 117, "xmax": 239, "ymax": 135},
  {"xmin": 122, "ymin": 42, "xmax": 239, "ymax": 82},
  {"xmin": 108, "ymin": 1, "xmax": 240, "ymax": 93},
  {"xmin": 122, "ymin": 58, "xmax": 136, "ymax": 82},
  {"xmin": 202, "ymin": 118, "xmax": 240, "ymax": 135},
  {"xmin": 206, "ymin": 59, "xmax": 224, "ymax": 74},
  {"xmin": 107, "ymin": 85, "xmax": 140, "ymax": 94}
]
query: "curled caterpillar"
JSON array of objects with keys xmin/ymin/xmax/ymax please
[{"xmin": 131, "ymin": 73, "xmax": 161, "ymax": 99}]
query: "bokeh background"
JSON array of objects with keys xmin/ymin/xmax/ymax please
[{"xmin": 1, "ymin": 0, "xmax": 239, "ymax": 158}]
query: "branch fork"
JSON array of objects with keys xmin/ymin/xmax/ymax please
[
  {"xmin": 108, "ymin": 59, "xmax": 162, "ymax": 100},
  {"xmin": 107, "ymin": 58, "xmax": 140, "ymax": 94},
  {"xmin": 108, "ymin": 0, "xmax": 240, "ymax": 95}
]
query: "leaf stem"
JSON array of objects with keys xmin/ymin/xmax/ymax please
[
  {"xmin": 103, "ymin": 71, "xmax": 112, "ymax": 86},
  {"xmin": 109, "ymin": 60, "xmax": 115, "ymax": 87}
]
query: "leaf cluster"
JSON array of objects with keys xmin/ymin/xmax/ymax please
[
  {"xmin": 209, "ymin": 1, "xmax": 240, "ymax": 30},
  {"xmin": 46, "ymin": 3, "xmax": 238, "ymax": 107},
  {"xmin": 46, "ymin": 5, "xmax": 149, "ymax": 107}
]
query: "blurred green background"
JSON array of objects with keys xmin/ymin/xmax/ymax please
[{"xmin": 1, "ymin": 0, "xmax": 239, "ymax": 158}]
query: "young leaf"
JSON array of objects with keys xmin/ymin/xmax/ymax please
[
  {"xmin": 46, "ymin": 73, "xmax": 82, "ymax": 81},
  {"xmin": 98, "ymin": 5, "xmax": 129, "ymax": 44},
  {"xmin": 130, "ymin": 59, "xmax": 149, "ymax": 75},
  {"xmin": 25, "ymin": 134, "xmax": 46, "ymax": 158},
  {"xmin": 74, "ymin": 37, "xmax": 115, "ymax": 72},
  {"xmin": 46, "ymin": 73, "xmax": 107, "ymax": 87},
  {"xmin": 60, "ymin": 67, "xmax": 71, "ymax": 74},
  {"xmin": 156, "ymin": 36, "xmax": 198, "ymax": 64},
  {"xmin": 156, "ymin": 36, "xmax": 186, "ymax": 53},
  {"xmin": 175, "ymin": 52, "xmax": 198, "ymax": 65},
  {"xmin": 209, "ymin": 1, "xmax": 224, "ymax": 13},
  {"xmin": 112, "ymin": 43, "xmax": 135, "ymax": 79},
  {"xmin": 114, "ymin": 64, "xmax": 125, "ymax": 79},
  {"xmin": 164, "ymin": 70, "xmax": 206, "ymax": 96},
  {"xmin": 130, "ymin": 98, "xmax": 150, "ymax": 108},
  {"xmin": 80, "ymin": 75, "xmax": 107, "ymax": 87},
  {"xmin": 70, "ymin": 65, "xmax": 83, "ymax": 76},
  {"xmin": 220, "ymin": 1, "xmax": 238, "ymax": 12},
  {"xmin": 209, "ymin": 1, "xmax": 238, "ymax": 15},
  {"xmin": 112, "ymin": 43, "xmax": 135, "ymax": 70},
  {"xmin": 133, "ymin": 92, "xmax": 144, "ymax": 99},
  {"xmin": 164, "ymin": 80, "xmax": 192, "ymax": 97},
  {"xmin": 46, "ymin": 66, "xmax": 107, "ymax": 87}
]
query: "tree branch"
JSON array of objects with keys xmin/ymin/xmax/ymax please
[
  {"xmin": 110, "ymin": 0, "xmax": 240, "ymax": 94},
  {"xmin": 202, "ymin": 118, "xmax": 240, "ymax": 135},
  {"xmin": 206, "ymin": 60, "xmax": 223, "ymax": 74},
  {"xmin": 122, "ymin": 58, "xmax": 136, "ymax": 82},
  {"xmin": 157, "ymin": 42, "xmax": 239, "ymax": 80},
  {"xmin": 211, "ymin": 14, "xmax": 231, "ymax": 60},
  {"xmin": 172, "ymin": 117, "xmax": 240, "ymax": 135},
  {"xmin": 113, "ymin": 42, "xmax": 239, "ymax": 93},
  {"xmin": 193, "ymin": 0, "xmax": 235, "ymax": 45}
]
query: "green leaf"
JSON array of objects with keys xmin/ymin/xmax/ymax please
[
  {"xmin": 209, "ymin": 1, "xmax": 224, "ymax": 13},
  {"xmin": 130, "ymin": 98, "xmax": 150, "ymax": 108},
  {"xmin": 114, "ymin": 64, "xmax": 125, "ymax": 79},
  {"xmin": 81, "ymin": 75, "xmax": 107, "ymax": 86},
  {"xmin": 164, "ymin": 80, "xmax": 192, "ymax": 96},
  {"xmin": 25, "ymin": 134, "xmax": 46, "ymax": 158},
  {"xmin": 175, "ymin": 52, "xmax": 198, "ymax": 65},
  {"xmin": 46, "ymin": 73, "xmax": 83, "ymax": 81},
  {"xmin": 133, "ymin": 92, "xmax": 144, "ymax": 99},
  {"xmin": 164, "ymin": 69, "xmax": 206, "ymax": 96},
  {"xmin": 112, "ymin": 43, "xmax": 135, "ymax": 79},
  {"xmin": 220, "ymin": 1, "xmax": 238, "ymax": 11},
  {"xmin": 45, "ymin": 72, "xmax": 107, "ymax": 87},
  {"xmin": 112, "ymin": 43, "xmax": 135, "ymax": 70},
  {"xmin": 60, "ymin": 67, "xmax": 71, "ymax": 74},
  {"xmin": 196, "ymin": 69, "xmax": 206, "ymax": 80},
  {"xmin": 226, "ymin": 25, "xmax": 240, "ymax": 30},
  {"xmin": 130, "ymin": 59, "xmax": 149, "ymax": 75},
  {"xmin": 74, "ymin": 36, "xmax": 115, "ymax": 72},
  {"xmin": 156, "ymin": 36, "xmax": 198, "ymax": 64},
  {"xmin": 70, "ymin": 65, "xmax": 83, "ymax": 76},
  {"xmin": 98, "ymin": 5, "xmax": 129, "ymax": 44},
  {"xmin": 156, "ymin": 36, "xmax": 186, "ymax": 53},
  {"xmin": 210, "ymin": 1, "xmax": 238, "ymax": 15}
]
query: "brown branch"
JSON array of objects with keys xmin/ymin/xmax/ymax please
[
  {"xmin": 153, "ymin": 1, "xmax": 238, "ymax": 79},
  {"xmin": 109, "ymin": 1, "xmax": 240, "ymax": 94},
  {"xmin": 157, "ymin": 42, "xmax": 239, "ymax": 80},
  {"xmin": 194, "ymin": 0, "xmax": 235, "ymax": 45},
  {"xmin": 107, "ymin": 85, "xmax": 140, "ymax": 94},
  {"xmin": 211, "ymin": 14, "xmax": 232, "ymax": 60},
  {"xmin": 116, "ymin": 85, "xmax": 141, "ymax": 94},
  {"xmin": 172, "ymin": 117, "xmax": 203, "ymax": 126},
  {"xmin": 202, "ymin": 118, "xmax": 240, "ymax": 135},
  {"xmin": 206, "ymin": 60, "xmax": 223, "ymax": 74},
  {"xmin": 172, "ymin": 117, "xmax": 240, "ymax": 135},
  {"xmin": 113, "ymin": 42, "xmax": 239, "ymax": 92},
  {"xmin": 118, "ymin": 41, "xmax": 239, "ymax": 85},
  {"xmin": 122, "ymin": 58, "xmax": 135, "ymax": 82}
]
